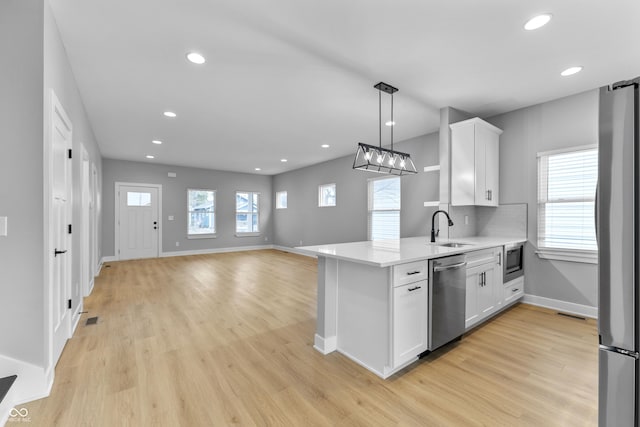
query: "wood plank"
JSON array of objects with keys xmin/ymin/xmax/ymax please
[{"xmin": 22, "ymin": 250, "xmax": 597, "ymax": 426}]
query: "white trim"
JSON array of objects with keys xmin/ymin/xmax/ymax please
[
  {"xmin": 535, "ymin": 248, "xmax": 598, "ymax": 264},
  {"xmin": 537, "ymin": 144, "xmax": 597, "ymax": 158},
  {"xmin": 273, "ymin": 245, "xmax": 316, "ymax": 257},
  {"xmin": 0, "ymin": 354, "xmax": 53, "ymax": 407},
  {"xmin": 187, "ymin": 188, "xmax": 216, "ymax": 237},
  {"xmin": 423, "ymin": 201, "xmax": 440, "ymax": 207},
  {"xmin": 114, "ymin": 182, "xmax": 162, "ymax": 261},
  {"xmin": 235, "ymin": 232, "xmax": 260, "ymax": 237},
  {"xmin": 160, "ymin": 245, "xmax": 274, "ymax": 258},
  {"xmin": 101, "ymin": 255, "xmax": 117, "ymax": 263},
  {"xmin": 187, "ymin": 234, "xmax": 217, "ymax": 239},
  {"xmin": 522, "ymin": 294, "xmax": 597, "ymax": 319},
  {"xmin": 318, "ymin": 183, "xmax": 337, "ymax": 207},
  {"xmin": 313, "ymin": 334, "xmax": 337, "ymax": 354},
  {"xmin": 423, "ymin": 165, "xmax": 441, "ymax": 173}
]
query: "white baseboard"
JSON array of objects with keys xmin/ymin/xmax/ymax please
[
  {"xmin": 101, "ymin": 255, "xmax": 117, "ymax": 263},
  {"xmin": 522, "ymin": 294, "xmax": 597, "ymax": 319},
  {"xmin": 313, "ymin": 334, "xmax": 337, "ymax": 354},
  {"xmin": 0, "ymin": 354, "xmax": 52, "ymax": 407},
  {"xmin": 273, "ymin": 245, "xmax": 316, "ymax": 258},
  {"xmin": 160, "ymin": 244, "xmax": 274, "ymax": 258}
]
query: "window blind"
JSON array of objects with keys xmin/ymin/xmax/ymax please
[
  {"xmin": 368, "ymin": 177, "xmax": 400, "ymax": 241},
  {"xmin": 537, "ymin": 147, "xmax": 597, "ymax": 251}
]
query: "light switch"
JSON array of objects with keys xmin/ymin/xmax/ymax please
[
  {"xmin": 168, "ymin": 172, "xmax": 177, "ymax": 178},
  {"xmin": 0, "ymin": 216, "xmax": 7, "ymax": 236},
  {"xmin": 168, "ymin": 215, "xmax": 174, "ymax": 221}
]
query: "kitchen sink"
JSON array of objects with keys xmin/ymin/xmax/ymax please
[{"xmin": 436, "ymin": 242, "xmax": 473, "ymax": 248}]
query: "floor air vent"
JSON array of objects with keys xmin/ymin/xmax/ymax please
[{"xmin": 86, "ymin": 316, "xmax": 99, "ymax": 325}]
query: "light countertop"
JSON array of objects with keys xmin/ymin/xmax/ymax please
[{"xmin": 297, "ymin": 236, "xmax": 526, "ymax": 267}]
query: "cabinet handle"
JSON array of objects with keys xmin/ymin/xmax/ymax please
[
  {"xmin": 486, "ymin": 190, "xmax": 489, "ymax": 200},
  {"xmin": 512, "ymin": 288, "xmax": 519, "ymax": 293},
  {"xmin": 498, "ymin": 252, "xmax": 502, "ymax": 266},
  {"xmin": 408, "ymin": 286, "xmax": 422, "ymax": 292},
  {"xmin": 406, "ymin": 271, "xmax": 421, "ymax": 276}
]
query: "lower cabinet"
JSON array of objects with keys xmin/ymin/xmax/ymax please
[
  {"xmin": 504, "ymin": 276, "xmax": 524, "ymax": 304},
  {"xmin": 465, "ymin": 247, "xmax": 503, "ymax": 329},
  {"xmin": 392, "ymin": 280, "xmax": 428, "ymax": 368}
]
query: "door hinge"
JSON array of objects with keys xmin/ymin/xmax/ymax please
[
  {"xmin": 68, "ymin": 224, "xmax": 72, "ymax": 234},
  {"xmin": 67, "ymin": 299, "xmax": 72, "ymax": 309},
  {"xmin": 68, "ymin": 149, "xmax": 72, "ymax": 159}
]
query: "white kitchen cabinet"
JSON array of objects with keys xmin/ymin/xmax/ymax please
[
  {"xmin": 503, "ymin": 276, "xmax": 524, "ymax": 304},
  {"xmin": 465, "ymin": 247, "xmax": 503, "ymax": 329},
  {"xmin": 450, "ymin": 117, "xmax": 503, "ymax": 207},
  {"xmin": 392, "ymin": 280, "xmax": 428, "ymax": 368}
]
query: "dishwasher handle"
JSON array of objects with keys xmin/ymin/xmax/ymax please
[{"xmin": 433, "ymin": 261, "xmax": 467, "ymax": 272}]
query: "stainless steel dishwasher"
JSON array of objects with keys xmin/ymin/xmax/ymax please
[{"xmin": 428, "ymin": 254, "xmax": 467, "ymax": 351}]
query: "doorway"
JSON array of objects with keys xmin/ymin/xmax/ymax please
[{"xmin": 115, "ymin": 183, "xmax": 161, "ymax": 260}]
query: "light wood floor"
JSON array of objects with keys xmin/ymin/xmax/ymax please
[{"xmin": 23, "ymin": 250, "xmax": 598, "ymax": 426}]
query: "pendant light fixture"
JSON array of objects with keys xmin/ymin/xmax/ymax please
[{"xmin": 352, "ymin": 82, "xmax": 417, "ymax": 175}]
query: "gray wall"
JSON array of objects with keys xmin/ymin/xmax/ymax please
[
  {"xmin": 489, "ymin": 89, "xmax": 599, "ymax": 307},
  {"xmin": 272, "ymin": 133, "xmax": 439, "ymax": 248},
  {"xmin": 102, "ymin": 159, "xmax": 273, "ymax": 257},
  {"xmin": 0, "ymin": 0, "xmax": 45, "ymax": 365}
]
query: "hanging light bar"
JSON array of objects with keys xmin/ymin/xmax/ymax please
[{"xmin": 352, "ymin": 82, "xmax": 418, "ymax": 175}]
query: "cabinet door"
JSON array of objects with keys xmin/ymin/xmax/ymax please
[
  {"xmin": 393, "ymin": 281, "xmax": 428, "ymax": 368},
  {"xmin": 475, "ymin": 125, "xmax": 499, "ymax": 206},
  {"xmin": 478, "ymin": 266, "xmax": 496, "ymax": 316},
  {"xmin": 465, "ymin": 266, "xmax": 482, "ymax": 328},
  {"xmin": 451, "ymin": 122, "xmax": 476, "ymax": 206}
]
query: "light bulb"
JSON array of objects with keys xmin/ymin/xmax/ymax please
[
  {"xmin": 365, "ymin": 151, "xmax": 372, "ymax": 161},
  {"xmin": 377, "ymin": 154, "xmax": 383, "ymax": 164},
  {"xmin": 389, "ymin": 156, "xmax": 396, "ymax": 166},
  {"xmin": 400, "ymin": 158, "xmax": 406, "ymax": 168}
]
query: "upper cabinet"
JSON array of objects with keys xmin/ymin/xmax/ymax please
[{"xmin": 450, "ymin": 118, "xmax": 503, "ymax": 207}]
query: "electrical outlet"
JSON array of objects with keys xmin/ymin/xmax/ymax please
[
  {"xmin": 299, "ymin": 240, "xmax": 303, "ymax": 245},
  {"xmin": 176, "ymin": 242, "xmax": 180, "ymax": 247},
  {"xmin": 464, "ymin": 215, "xmax": 469, "ymax": 225}
]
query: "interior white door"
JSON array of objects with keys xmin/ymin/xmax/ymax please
[
  {"xmin": 51, "ymin": 97, "xmax": 73, "ymax": 365},
  {"xmin": 118, "ymin": 185, "xmax": 159, "ymax": 260}
]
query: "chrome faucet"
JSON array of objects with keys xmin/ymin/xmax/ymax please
[{"xmin": 431, "ymin": 210, "xmax": 454, "ymax": 242}]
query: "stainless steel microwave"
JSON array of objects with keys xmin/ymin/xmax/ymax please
[{"xmin": 504, "ymin": 242, "xmax": 524, "ymax": 283}]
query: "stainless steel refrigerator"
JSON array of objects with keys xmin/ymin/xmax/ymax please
[{"xmin": 599, "ymin": 76, "xmax": 640, "ymax": 426}]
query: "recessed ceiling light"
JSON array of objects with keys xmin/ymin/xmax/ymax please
[
  {"xmin": 385, "ymin": 121, "xmax": 396, "ymax": 127},
  {"xmin": 163, "ymin": 111, "xmax": 177, "ymax": 118},
  {"xmin": 561, "ymin": 66, "xmax": 583, "ymax": 77},
  {"xmin": 186, "ymin": 52, "xmax": 206, "ymax": 65},
  {"xmin": 255, "ymin": 167, "xmax": 261, "ymax": 171},
  {"xmin": 152, "ymin": 140, "xmax": 162, "ymax": 145},
  {"xmin": 524, "ymin": 14, "xmax": 552, "ymax": 31},
  {"xmin": 321, "ymin": 144, "xmax": 330, "ymax": 148},
  {"xmin": 280, "ymin": 159, "xmax": 288, "ymax": 162},
  {"xmin": 146, "ymin": 155, "xmax": 155, "ymax": 159}
]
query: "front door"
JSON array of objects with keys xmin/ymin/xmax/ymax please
[
  {"xmin": 51, "ymin": 94, "xmax": 73, "ymax": 365},
  {"xmin": 117, "ymin": 184, "xmax": 160, "ymax": 260}
]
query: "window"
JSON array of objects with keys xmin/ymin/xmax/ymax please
[
  {"xmin": 236, "ymin": 191, "xmax": 259, "ymax": 235},
  {"xmin": 188, "ymin": 189, "xmax": 216, "ymax": 237},
  {"xmin": 318, "ymin": 183, "xmax": 336, "ymax": 207},
  {"xmin": 368, "ymin": 176, "xmax": 401, "ymax": 240},
  {"xmin": 127, "ymin": 191, "xmax": 151, "ymax": 206},
  {"xmin": 276, "ymin": 191, "xmax": 287, "ymax": 209},
  {"xmin": 537, "ymin": 146, "xmax": 597, "ymax": 263}
]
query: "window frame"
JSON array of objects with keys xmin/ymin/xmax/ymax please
[
  {"xmin": 275, "ymin": 190, "xmax": 288, "ymax": 209},
  {"xmin": 235, "ymin": 190, "xmax": 260, "ymax": 237},
  {"xmin": 318, "ymin": 183, "xmax": 336, "ymax": 207},
  {"xmin": 187, "ymin": 188, "xmax": 217, "ymax": 239},
  {"xmin": 368, "ymin": 176, "xmax": 401, "ymax": 241},
  {"xmin": 536, "ymin": 145, "xmax": 598, "ymax": 263}
]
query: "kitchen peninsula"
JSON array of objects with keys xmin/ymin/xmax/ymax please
[{"xmin": 298, "ymin": 236, "xmax": 526, "ymax": 378}]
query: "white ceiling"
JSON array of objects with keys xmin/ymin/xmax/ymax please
[{"xmin": 49, "ymin": 0, "xmax": 640, "ymax": 175}]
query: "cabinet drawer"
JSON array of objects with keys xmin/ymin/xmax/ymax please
[
  {"xmin": 392, "ymin": 260, "xmax": 429, "ymax": 287},
  {"xmin": 504, "ymin": 276, "xmax": 524, "ymax": 303}
]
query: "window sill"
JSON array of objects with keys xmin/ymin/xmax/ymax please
[
  {"xmin": 187, "ymin": 234, "xmax": 217, "ymax": 239},
  {"xmin": 535, "ymin": 248, "xmax": 597, "ymax": 264},
  {"xmin": 235, "ymin": 232, "xmax": 260, "ymax": 237}
]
